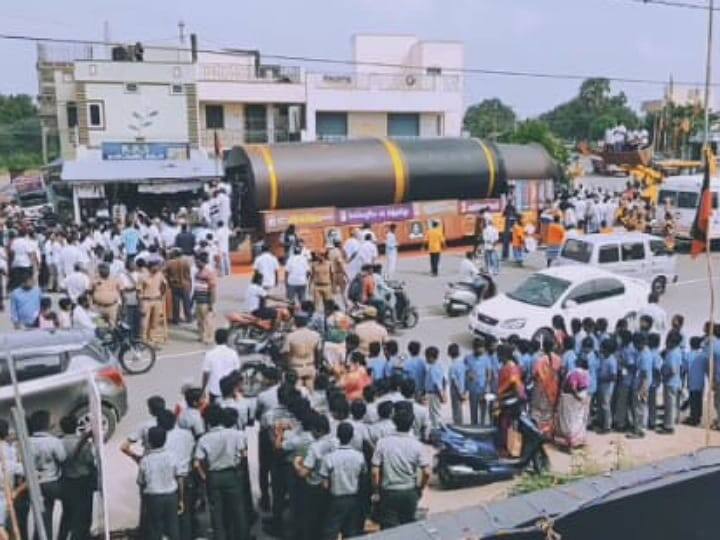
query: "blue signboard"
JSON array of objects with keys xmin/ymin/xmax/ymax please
[{"xmin": 102, "ymin": 142, "xmax": 188, "ymax": 161}]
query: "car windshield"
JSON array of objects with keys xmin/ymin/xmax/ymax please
[{"xmin": 507, "ymin": 274, "xmax": 571, "ymax": 307}]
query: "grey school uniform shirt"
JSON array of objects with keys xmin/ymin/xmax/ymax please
[
  {"xmin": 138, "ymin": 448, "xmax": 178, "ymax": 495},
  {"xmin": 372, "ymin": 432, "xmax": 429, "ymax": 491},
  {"xmin": 320, "ymin": 445, "xmax": 366, "ymax": 496},
  {"xmin": 302, "ymin": 434, "xmax": 338, "ymax": 486},
  {"xmin": 194, "ymin": 426, "xmax": 247, "ymax": 471}
]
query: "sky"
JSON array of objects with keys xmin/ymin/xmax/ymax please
[{"xmin": 0, "ymin": 0, "xmax": 716, "ymax": 118}]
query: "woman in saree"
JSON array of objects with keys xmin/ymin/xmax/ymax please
[
  {"xmin": 555, "ymin": 357, "xmax": 591, "ymax": 449},
  {"xmin": 496, "ymin": 344, "xmax": 527, "ymax": 455},
  {"xmin": 531, "ymin": 339, "xmax": 562, "ymax": 437},
  {"xmin": 340, "ymin": 350, "xmax": 372, "ymax": 402}
]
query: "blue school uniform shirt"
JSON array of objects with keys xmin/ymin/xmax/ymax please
[
  {"xmin": 449, "ymin": 357, "xmax": 467, "ymax": 395},
  {"xmin": 403, "ymin": 356, "xmax": 427, "ymax": 393},
  {"xmin": 464, "ymin": 354, "xmax": 491, "ymax": 395},
  {"xmin": 634, "ymin": 347, "xmax": 653, "ymax": 391},
  {"xmin": 663, "ymin": 347, "xmax": 683, "ymax": 391},
  {"xmin": 649, "ymin": 347, "xmax": 663, "ymax": 387},
  {"xmin": 584, "ymin": 350, "xmax": 599, "ymax": 395},
  {"xmin": 368, "ymin": 356, "xmax": 388, "ymax": 382},
  {"xmin": 562, "ymin": 350, "xmax": 577, "ymax": 372},
  {"xmin": 702, "ymin": 337, "xmax": 720, "ymax": 385},
  {"xmin": 619, "ymin": 344, "xmax": 637, "ymax": 387},
  {"xmin": 598, "ymin": 354, "xmax": 618, "ymax": 385},
  {"xmin": 424, "ymin": 362, "xmax": 446, "ymax": 395},
  {"xmin": 685, "ymin": 350, "xmax": 708, "ymax": 392},
  {"xmin": 488, "ymin": 352, "xmax": 500, "ymax": 391},
  {"xmin": 520, "ymin": 353, "xmax": 535, "ymax": 383}
]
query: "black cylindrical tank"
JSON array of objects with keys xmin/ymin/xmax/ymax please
[{"xmin": 224, "ymin": 137, "xmax": 557, "ymax": 212}]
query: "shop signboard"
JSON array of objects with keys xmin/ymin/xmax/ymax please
[
  {"xmin": 335, "ymin": 203, "xmax": 414, "ymax": 225},
  {"xmin": 102, "ymin": 142, "xmax": 189, "ymax": 161},
  {"xmin": 262, "ymin": 207, "xmax": 337, "ymax": 233},
  {"xmin": 412, "ymin": 200, "xmax": 459, "ymax": 217},
  {"xmin": 458, "ymin": 198, "xmax": 502, "ymax": 214}
]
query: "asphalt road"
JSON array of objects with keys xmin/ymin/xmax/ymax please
[{"xmin": 29, "ymin": 247, "xmax": 720, "ymax": 534}]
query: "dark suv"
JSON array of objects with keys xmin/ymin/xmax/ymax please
[{"xmin": 0, "ymin": 329, "xmax": 128, "ymax": 439}]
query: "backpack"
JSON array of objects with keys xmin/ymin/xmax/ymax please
[{"xmin": 348, "ymin": 273, "xmax": 364, "ymax": 303}]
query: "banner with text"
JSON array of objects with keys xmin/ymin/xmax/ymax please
[
  {"xmin": 335, "ymin": 203, "xmax": 414, "ymax": 225},
  {"xmin": 262, "ymin": 207, "xmax": 337, "ymax": 233}
]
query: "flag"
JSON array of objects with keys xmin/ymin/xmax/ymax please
[
  {"xmin": 691, "ymin": 147, "xmax": 714, "ymax": 257},
  {"xmin": 213, "ymin": 130, "xmax": 222, "ymax": 158}
]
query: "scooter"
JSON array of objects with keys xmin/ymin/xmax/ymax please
[
  {"xmin": 443, "ymin": 272, "xmax": 496, "ymax": 316},
  {"xmin": 431, "ymin": 398, "xmax": 549, "ymax": 489}
]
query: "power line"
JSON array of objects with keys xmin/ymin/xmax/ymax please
[
  {"xmin": 0, "ymin": 31, "xmax": 715, "ymax": 88},
  {"xmin": 606, "ymin": 0, "xmax": 719, "ymax": 10}
]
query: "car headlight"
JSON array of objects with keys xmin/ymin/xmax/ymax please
[{"xmin": 500, "ymin": 318, "xmax": 527, "ymax": 329}]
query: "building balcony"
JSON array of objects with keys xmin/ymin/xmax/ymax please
[
  {"xmin": 311, "ymin": 72, "xmax": 461, "ymax": 92},
  {"xmin": 199, "ymin": 63, "xmax": 302, "ymax": 84},
  {"xmin": 200, "ymin": 128, "xmax": 301, "ymax": 152}
]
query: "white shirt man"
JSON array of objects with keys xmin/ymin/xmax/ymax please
[
  {"xmin": 253, "ymin": 250, "xmax": 280, "ymax": 289},
  {"xmin": 64, "ymin": 267, "xmax": 90, "ymax": 302},
  {"xmin": 482, "ymin": 223, "xmax": 499, "ymax": 249},
  {"xmin": 344, "ymin": 233, "xmax": 362, "ymax": 279},
  {"xmin": 358, "ymin": 236, "xmax": 378, "ymax": 266},
  {"xmin": 244, "ymin": 282, "xmax": 267, "ymax": 313},
  {"xmin": 59, "ymin": 243, "xmax": 83, "ymax": 280},
  {"xmin": 202, "ymin": 343, "xmax": 241, "ymax": 398},
  {"xmin": 217, "ymin": 191, "xmax": 231, "ymax": 226},
  {"xmin": 160, "ymin": 223, "xmax": 180, "ymax": 251},
  {"xmin": 215, "ymin": 224, "xmax": 231, "ymax": 255},
  {"xmin": 10, "ymin": 235, "xmax": 36, "ymax": 269},
  {"xmin": 285, "ymin": 253, "xmax": 310, "ymax": 287},
  {"xmin": 72, "ymin": 304, "xmax": 96, "ymax": 331},
  {"xmin": 458, "ymin": 256, "xmax": 478, "ymax": 283}
]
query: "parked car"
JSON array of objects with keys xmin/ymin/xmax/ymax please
[
  {"xmin": 0, "ymin": 329, "xmax": 128, "ymax": 440},
  {"xmin": 656, "ymin": 174, "xmax": 720, "ymax": 240},
  {"xmin": 468, "ymin": 266, "xmax": 650, "ymax": 343},
  {"xmin": 554, "ymin": 232, "xmax": 678, "ymax": 295}
]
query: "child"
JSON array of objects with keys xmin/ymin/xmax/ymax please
[
  {"xmin": 362, "ymin": 385, "xmax": 379, "ymax": 424},
  {"xmin": 614, "ymin": 330, "xmax": 635, "ymax": 432},
  {"xmin": 448, "ymin": 343, "xmax": 466, "ymax": 425},
  {"xmin": 579, "ymin": 336, "xmax": 599, "ymax": 427},
  {"xmin": 37, "ymin": 296, "xmax": 57, "ymax": 330},
  {"xmin": 367, "ymin": 341, "xmax": 387, "ymax": 383},
  {"xmin": 403, "ymin": 341, "xmax": 426, "ymax": 399},
  {"xmin": 384, "ymin": 340, "xmax": 404, "ymax": 378},
  {"xmin": 562, "ymin": 336, "xmax": 577, "ymax": 373},
  {"xmin": 58, "ymin": 297, "xmax": 73, "ymax": 329},
  {"xmin": 597, "ymin": 338, "xmax": 617, "ymax": 434},
  {"xmin": 423, "ymin": 346, "xmax": 447, "ymax": 430},
  {"xmin": 646, "ymin": 333, "xmax": 663, "ymax": 430},
  {"xmin": 628, "ymin": 332, "xmax": 652, "ymax": 439},
  {"xmin": 660, "ymin": 331, "xmax": 684, "ymax": 434},
  {"xmin": 683, "ymin": 337, "xmax": 707, "ymax": 426},
  {"xmin": 177, "ymin": 387, "xmax": 205, "ymax": 440}
]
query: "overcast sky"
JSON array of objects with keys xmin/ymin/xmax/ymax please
[{"xmin": 0, "ymin": 0, "xmax": 715, "ymax": 117}]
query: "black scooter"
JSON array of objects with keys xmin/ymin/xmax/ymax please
[{"xmin": 431, "ymin": 398, "xmax": 549, "ymax": 489}]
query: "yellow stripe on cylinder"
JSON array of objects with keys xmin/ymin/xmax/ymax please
[
  {"xmin": 381, "ymin": 139, "xmax": 409, "ymax": 204},
  {"xmin": 258, "ymin": 145, "xmax": 280, "ymax": 210},
  {"xmin": 475, "ymin": 140, "xmax": 497, "ymax": 198}
]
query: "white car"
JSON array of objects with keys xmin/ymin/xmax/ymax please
[{"xmin": 468, "ymin": 266, "xmax": 650, "ymax": 343}]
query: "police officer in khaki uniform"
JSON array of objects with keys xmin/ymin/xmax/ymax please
[
  {"xmin": 91, "ymin": 263, "xmax": 122, "ymax": 325},
  {"xmin": 328, "ymin": 239, "xmax": 348, "ymax": 307},
  {"xmin": 139, "ymin": 260, "xmax": 168, "ymax": 346},
  {"xmin": 354, "ymin": 307, "xmax": 389, "ymax": 357},
  {"xmin": 284, "ymin": 316, "xmax": 321, "ymax": 391},
  {"xmin": 311, "ymin": 251, "xmax": 334, "ymax": 312}
]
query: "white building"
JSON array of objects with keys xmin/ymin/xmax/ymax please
[{"xmin": 36, "ymin": 33, "xmax": 464, "ymax": 221}]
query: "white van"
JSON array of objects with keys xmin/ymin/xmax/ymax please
[
  {"xmin": 554, "ymin": 232, "xmax": 678, "ymax": 295},
  {"xmin": 656, "ymin": 174, "xmax": 720, "ymax": 240}
]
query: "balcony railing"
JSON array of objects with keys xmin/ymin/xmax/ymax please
[
  {"xmin": 199, "ymin": 63, "xmax": 302, "ymax": 84},
  {"xmin": 37, "ymin": 42, "xmax": 103, "ymax": 64},
  {"xmin": 313, "ymin": 72, "xmax": 461, "ymax": 92},
  {"xmin": 200, "ymin": 128, "xmax": 300, "ymax": 150}
]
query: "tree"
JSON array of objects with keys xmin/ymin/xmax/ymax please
[
  {"xmin": 499, "ymin": 119, "xmax": 569, "ymax": 168},
  {"xmin": 0, "ymin": 94, "xmax": 44, "ymax": 171},
  {"xmin": 463, "ymin": 98, "xmax": 517, "ymax": 139},
  {"xmin": 540, "ymin": 78, "xmax": 640, "ymax": 141}
]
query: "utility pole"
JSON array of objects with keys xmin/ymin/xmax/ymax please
[{"xmin": 178, "ymin": 20, "xmax": 186, "ymax": 45}]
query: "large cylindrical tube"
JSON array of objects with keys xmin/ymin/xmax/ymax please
[{"xmin": 224, "ymin": 137, "xmax": 557, "ymax": 212}]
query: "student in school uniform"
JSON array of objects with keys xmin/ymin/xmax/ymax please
[
  {"xmin": 137, "ymin": 427, "xmax": 181, "ymax": 540},
  {"xmin": 320, "ymin": 422, "xmax": 367, "ymax": 539},
  {"xmin": 464, "ymin": 338, "xmax": 492, "ymax": 426},
  {"xmin": 596, "ymin": 339, "xmax": 618, "ymax": 434},
  {"xmin": 683, "ymin": 336, "xmax": 707, "ymax": 426},
  {"xmin": 424, "ymin": 346, "xmax": 447, "ymax": 430},
  {"xmin": 194, "ymin": 404, "xmax": 250, "ymax": 540},
  {"xmin": 628, "ymin": 333, "xmax": 652, "ymax": 439},
  {"xmin": 448, "ymin": 343, "xmax": 467, "ymax": 425},
  {"xmin": 660, "ymin": 331, "xmax": 684, "ymax": 435},
  {"xmin": 58, "ymin": 416, "xmax": 95, "ymax": 540}
]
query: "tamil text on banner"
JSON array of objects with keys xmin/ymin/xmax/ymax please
[
  {"xmin": 102, "ymin": 142, "xmax": 189, "ymax": 161},
  {"xmin": 412, "ymin": 200, "xmax": 459, "ymax": 218},
  {"xmin": 458, "ymin": 199, "xmax": 502, "ymax": 214},
  {"xmin": 262, "ymin": 207, "xmax": 337, "ymax": 233},
  {"xmin": 335, "ymin": 203, "xmax": 414, "ymax": 225}
]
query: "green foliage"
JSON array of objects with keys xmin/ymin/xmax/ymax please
[
  {"xmin": 463, "ymin": 98, "xmax": 517, "ymax": 139},
  {"xmin": 540, "ymin": 78, "xmax": 640, "ymax": 141},
  {"xmin": 510, "ymin": 472, "xmax": 581, "ymax": 496},
  {"xmin": 0, "ymin": 94, "xmax": 44, "ymax": 171},
  {"xmin": 499, "ymin": 119, "xmax": 569, "ymax": 166}
]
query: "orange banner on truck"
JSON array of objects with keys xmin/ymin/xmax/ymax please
[{"xmin": 262, "ymin": 207, "xmax": 337, "ymax": 233}]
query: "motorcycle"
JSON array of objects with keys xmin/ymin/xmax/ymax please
[
  {"xmin": 226, "ymin": 303, "xmax": 294, "ymax": 345},
  {"xmin": 431, "ymin": 397, "xmax": 549, "ymax": 489},
  {"xmin": 96, "ymin": 322, "xmax": 156, "ymax": 375},
  {"xmin": 348, "ymin": 280, "xmax": 419, "ymax": 332},
  {"xmin": 443, "ymin": 272, "xmax": 496, "ymax": 316}
]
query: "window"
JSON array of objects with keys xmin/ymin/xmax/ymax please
[
  {"xmin": 677, "ymin": 191, "xmax": 698, "ymax": 209},
  {"xmin": 650, "ymin": 239, "xmax": 669, "ymax": 256},
  {"xmin": 561, "ymin": 239, "xmax": 593, "ymax": 263},
  {"xmin": 205, "ymin": 104, "xmax": 225, "ymax": 129},
  {"xmin": 598, "ymin": 244, "xmax": 620, "ymax": 264},
  {"xmin": 124, "ymin": 83, "xmax": 139, "ymax": 93},
  {"xmin": 387, "ymin": 113, "xmax": 420, "ymax": 137},
  {"xmin": 593, "ymin": 278, "xmax": 625, "ymax": 300},
  {"xmin": 0, "ymin": 354, "xmax": 64, "ymax": 385},
  {"xmin": 426, "ymin": 66, "xmax": 442, "ymax": 76},
  {"xmin": 507, "ymin": 274, "xmax": 571, "ymax": 308},
  {"xmin": 621, "ymin": 242, "xmax": 645, "ymax": 261},
  {"xmin": 66, "ymin": 102, "xmax": 78, "ymax": 128},
  {"xmin": 170, "ymin": 84, "xmax": 184, "ymax": 95},
  {"xmin": 658, "ymin": 190, "xmax": 678, "ymax": 207},
  {"xmin": 245, "ymin": 104, "xmax": 268, "ymax": 143},
  {"xmin": 316, "ymin": 112, "xmax": 348, "ymax": 141},
  {"xmin": 566, "ymin": 281, "xmax": 597, "ymax": 305},
  {"xmin": 87, "ymin": 101, "xmax": 104, "ymax": 129}
]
